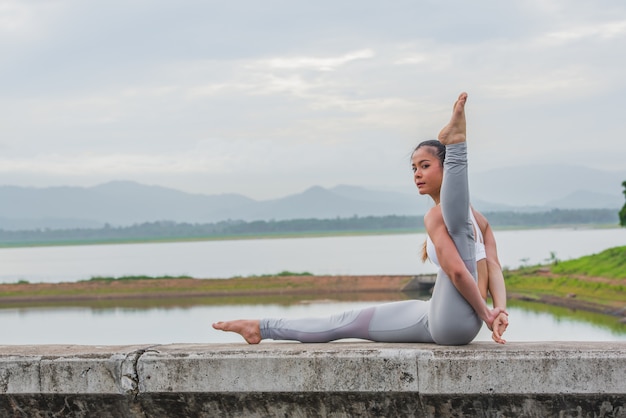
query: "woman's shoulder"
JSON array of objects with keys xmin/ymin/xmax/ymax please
[
  {"xmin": 424, "ymin": 204, "xmax": 442, "ymax": 218},
  {"xmin": 424, "ymin": 204, "xmax": 443, "ymax": 228}
]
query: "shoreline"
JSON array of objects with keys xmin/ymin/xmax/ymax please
[
  {"xmin": 0, "ymin": 275, "xmax": 416, "ymax": 304},
  {"xmin": 0, "ymin": 224, "xmax": 619, "ymax": 249},
  {"xmin": 1, "ymin": 274, "xmax": 624, "ymax": 319}
]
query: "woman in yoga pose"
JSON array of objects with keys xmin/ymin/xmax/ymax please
[{"xmin": 213, "ymin": 92, "xmax": 508, "ymax": 345}]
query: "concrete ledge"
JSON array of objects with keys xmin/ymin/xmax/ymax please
[{"xmin": 1, "ymin": 342, "xmax": 625, "ymax": 417}]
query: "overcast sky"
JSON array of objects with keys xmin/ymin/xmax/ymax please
[{"xmin": 1, "ymin": 0, "xmax": 625, "ymax": 199}]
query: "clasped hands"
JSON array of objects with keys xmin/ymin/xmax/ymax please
[{"xmin": 486, "ymin": 308, "xmax": 509, "ymax": 344}]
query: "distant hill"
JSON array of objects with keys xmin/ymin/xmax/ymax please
[
  {"xmin": 224, "ymin": 185, "xmax": 433, "ymax": 221},
  {"xmin": 0, "ymin": 164, "xmax": 623, "ymax": 230},
  {"xmin": 0, "ymin": 182, "xmax": 255, "ymax": 229},
  {"xmin": 470, "ymin": 164, "xmax": 625, "ymax": 208},
  {"xmin": 0, "ymin": 182, "xmax": 430, "ymax": 229},
  {"xmin": 544, "ymin": 190, "xmax": 623, "ymax": 209}
]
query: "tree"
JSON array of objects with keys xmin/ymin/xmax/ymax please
[{"xmin": 620, "ymin": 181, "xmax": 626, "ymax": 227}]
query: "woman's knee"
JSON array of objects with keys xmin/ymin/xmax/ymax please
[{"xmin": 430, "ymin": 321, "xmax": 481, "ymax": 346}]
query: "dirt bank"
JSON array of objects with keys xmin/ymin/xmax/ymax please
[
  {"xmin": 1, "ymin": 274, "xmax": 623, "ymax": 319},
  {"xmin": 0, "ymin": 275, "xmax": 416, "ymax": 304}
]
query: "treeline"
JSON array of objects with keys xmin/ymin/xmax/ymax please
[
  {"xmin": 482, "ymin": 208, "xmax": 618, "ymax": 227},
  {"xmin": 0, "ymin": 209, "xmax": 618, "ymax": 246},
  {"xmin": 0, "ymin": 215, "xmax": 421, "ymax": 245}
]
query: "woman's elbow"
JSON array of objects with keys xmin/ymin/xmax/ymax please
[{"xmin": 445, "ymin": 266, "xmax": 467, "ymax": 286}]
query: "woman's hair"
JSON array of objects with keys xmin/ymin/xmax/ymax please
[
  {"xmin": 413, "ymin": 140, "xmax": 446, "ymax": 262},
  {"xmin": 420, "ymin": 240, "xmax": 429, "ymax": 263},
  {"xmin": 412, "ymin": 139, "xmax": 445, "ymax": 165}
]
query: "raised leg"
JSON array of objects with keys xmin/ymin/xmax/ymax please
[
  {"xmin": 428, "ymin": 92, "xmax": 481, "ymax": 345},
  {"xmin": 438, "ymin": 92, "xmax": 475, "ymax": 275}
]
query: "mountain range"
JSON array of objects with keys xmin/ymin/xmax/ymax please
[{"xmin": 0, "ymin": 164, "xmax": 623, "ymax": 230}]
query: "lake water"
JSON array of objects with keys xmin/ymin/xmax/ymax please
[
  {"xmin": 0, "ymin": 227, "xmax": 624, "ymax": 345},
  {"xmin": 2, "ymin": 301, "xmax": 625, "ymax": 345},
  {"xmin": 0, "ymin": 227, "xmax": 624, "ymax": 283}
]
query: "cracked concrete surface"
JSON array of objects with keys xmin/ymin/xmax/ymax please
[{"xmin": 0, "ymin": 342, "xmax": 625, "ymax": 417}]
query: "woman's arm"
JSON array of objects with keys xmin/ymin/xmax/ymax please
[
  {"xmin": 476, "ymin": 259, "xmax": 489, "ymax": 300},
  {"xmin": 473, "ymin": 210, "xmax": 507, "ymax": 309},
  {"xmin": 424, "ymin": 207, "xmax": 504, "ymax": 328},
  {"xmin": 473, "ymin": 210, "xmax": 508, "ymax": 343}
]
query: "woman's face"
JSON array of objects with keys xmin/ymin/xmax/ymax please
[{"xmin": 411, "ymin": 146, "xmax": 443, "ymax": 197}]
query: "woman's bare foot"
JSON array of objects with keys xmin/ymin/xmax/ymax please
[
  {"xmin": 212, "ymin": 320, "xmax": 262, "ymax": 344},
  {"xmin": 438, "ymin": 92, "xmax": 467, "ymax": 145}
]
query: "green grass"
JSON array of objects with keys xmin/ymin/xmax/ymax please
[
  {"xmin": 504, "ymin": 246, "xmax": 626, "ymax": 308},
  {"xmin": 504, "ymin": 274, "xmax": 624, "ymax": 304},
  {"xmin": 550, "ymin": 246, "xmax": 626, "ymax": 278}
]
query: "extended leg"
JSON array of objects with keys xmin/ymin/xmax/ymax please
[
  {"xmin": 261, "ymin": 299, "xmax": 434, "ymax": 343},
  {"xmin": 214, "ymin": 299, "xmax": 434, "ymax": 344}
]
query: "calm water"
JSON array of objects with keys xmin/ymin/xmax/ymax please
[
  {"xmin": 0, "ymin": 227, "xmax": 624, "ymax": 344},
  {"xmin": 0, "ymin": 227, "xmax": 624, "ymax": 283},
  {"xmin": 1, "ymin": 302, "xmax": 624, "ymax": 345}
]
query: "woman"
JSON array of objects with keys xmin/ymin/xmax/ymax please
[{"xmin": 213, "ymin": 92, "xmax": 508, "ymax": 345}]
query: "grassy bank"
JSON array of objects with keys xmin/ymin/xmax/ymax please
[
  {"xmin": 504, "ymin": 245, "xmax": 626, "ymax": 316},
  {"xmin": 0, "ymin": 246, "xmax": 624, "ymax": 320}
]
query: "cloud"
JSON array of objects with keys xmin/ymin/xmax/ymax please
[
  {"xmin": 482, "ymin": 70, "xmax": 594, "ymax": 99},
  {"xmin": 0, "ymin": 0, "xmax": 30, "ymax": 33},
  {"xmin": 534, "ymin": 19, "xmax": 626, "ymax": 48},
  {"xmin": 548, "ymin": 20, "xmax": 626, "ymax": 42},
  {"xmin": 0, "ymin": 0, "xmax": 61, "ymax": 37},
  {"xmin": 259, "ymin": 49, "xmax": 375, "ymax": 71},
  {"xmin": 1, "ymin": 0, "xmax": 625, "ymax": 199},
  {"xmin": 0, "ymin": 146, "xmax": 241, "ymax": 176}
]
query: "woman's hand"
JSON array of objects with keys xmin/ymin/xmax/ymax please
[
  {"xmin": 484, "ymin": 307, "xmax": 507, "ymax": 330},
  {"xmin": 490, "ymin": 311, "xmax": 509, "ymax": 344}
]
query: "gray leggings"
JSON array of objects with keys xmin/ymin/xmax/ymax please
[{"xmin": 260, "ymin": 143, "xmax": 481, "ymax": 345}]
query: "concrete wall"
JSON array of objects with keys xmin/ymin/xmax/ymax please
[{"xmin": 1, "ymin": 342, "xmax": 625, "ymax": 417}]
